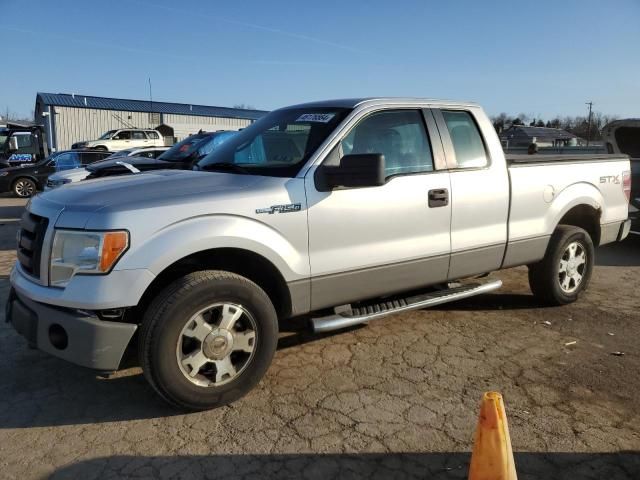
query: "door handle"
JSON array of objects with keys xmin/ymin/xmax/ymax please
[{"xmin": 428, "ymin": 188, "xmax": 449, "ymax": 207}]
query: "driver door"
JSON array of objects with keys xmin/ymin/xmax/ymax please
[{"xmin": 304, "ymin": 109, "xmax": 452, "ymax": 310}]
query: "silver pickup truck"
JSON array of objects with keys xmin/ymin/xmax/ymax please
[{"xmin": 8, "ymin": 98, "xmax": 631, "ymax": 410}]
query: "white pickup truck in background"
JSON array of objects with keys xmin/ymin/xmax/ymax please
[{"xmin": 8, "ymin": 98, "xmax": 631, "ymax": 410}]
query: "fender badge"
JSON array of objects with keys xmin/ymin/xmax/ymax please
[{"xmin": 256, "ymin": 203, "xmax": 302, "ymax": 214}]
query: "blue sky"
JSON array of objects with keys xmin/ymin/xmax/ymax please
[{"xmin": 1, "ymin": 0, "xmax": 638, "ymax": 119}]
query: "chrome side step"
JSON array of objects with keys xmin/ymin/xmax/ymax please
[{"xmin": 311, "ymin": 280, "xmax": 502, "ymax": 333}]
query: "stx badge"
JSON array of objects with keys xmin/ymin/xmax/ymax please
[{"xmin": 256, "ymin": 203, "xmax": 302, "ymax": 214}]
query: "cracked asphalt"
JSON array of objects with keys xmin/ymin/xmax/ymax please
[{"xmin": 0, "ymin": 196, "xmax": 638, "ymax": 479}]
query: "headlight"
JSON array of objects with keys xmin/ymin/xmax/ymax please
[
  {"xmin": 0, "ymin": 172, "xmax": 8, "ymax": 177},
  {"xmin": 49, "ymin": 230, "xmax": 129, "ymax": 286}
]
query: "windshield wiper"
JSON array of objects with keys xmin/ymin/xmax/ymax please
[{"xmin": 200, "ymin": 162, "xmax": 251, "ymax": 174}]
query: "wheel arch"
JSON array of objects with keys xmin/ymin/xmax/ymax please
[
  {"xmin": 547, "ymin": 182, "xmax": 604, "ymax": 246},
  {"xmin": 136, "ymin": 247, "xmax": 296, "ymax": 320},
  {"xmin": 556, "ymin": 204, "xmax": 601, "ymax": 246}
]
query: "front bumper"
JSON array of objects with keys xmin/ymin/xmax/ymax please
[
  {"xmin": 6, "ymin": 289, "xmax": 137, "ymax": 371},
  {"xmin": 11, "ymin": 262, "xmax": 155, "ymax": 310}
]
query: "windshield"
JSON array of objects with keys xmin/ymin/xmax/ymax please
[
  {"xmin": 196, "ymin": 107, "xmax": 351, "ymax": 177},
  {"xmin": 99, "ymin": 130, "xmax": 117, "ymax": 140},
  {"xmin": 0, "ymin": 134, "xmax": 7, "ymax": 150},
  {"xmin": 157, "ymin": 131, "xmax": 236, "ymax": 163}
]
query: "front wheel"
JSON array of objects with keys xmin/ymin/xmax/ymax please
[
  {"xmin": 139, "ymin": 270, "xmax": 278, "ymax": 410},
  {"xmin": 13, "ymin": 178, "xmax": 37, "ymax": 198},
  {"xmin": 528, "ymin": 225, "xmax": 595, "ymax": 305}
]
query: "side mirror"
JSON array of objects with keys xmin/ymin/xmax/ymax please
[
  {"xmin": 8, "ymin": 136, "xmax": 18, "ymax": 152},
  {"xmin": 318, "ymin": 154, "xmax": 385, "ymax": 191}
]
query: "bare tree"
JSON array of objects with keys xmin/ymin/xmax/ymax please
[{"xmin": 1, "ymin": 106, "xmax": 33, "ymax": 122}]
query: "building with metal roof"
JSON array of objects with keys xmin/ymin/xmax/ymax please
[
  {"xmin": 499, "ymin": 125, "xmax": 580, "ymax": 148},
  {"xmin": 35, "ymin": 92, "xmax": 268, "ymax": 151}
]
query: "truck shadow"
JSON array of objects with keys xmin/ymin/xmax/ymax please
[
  {"xmin": 429, "ymin": 293, "xmax": 544, "ymax": 312},
  {"xmin": 596, "ymin": 234, "xmax": 640, "ymax": 267},
  {"xmin": 47, "ymin": 452, "xmax": 640, "ymax": 480}
]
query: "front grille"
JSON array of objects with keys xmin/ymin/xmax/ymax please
[{"xmin": 17, "ymin": 212, "xmax": 49, "ymax": 278}]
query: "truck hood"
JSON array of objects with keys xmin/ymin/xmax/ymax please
[{"xmin": 35, "ymin": 169, "xmax": 264, "ymax": 228}]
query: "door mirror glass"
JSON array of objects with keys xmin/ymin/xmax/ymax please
[{"xmin": 319, "ymin": 153, "xmax": 386, "ymax": 190}]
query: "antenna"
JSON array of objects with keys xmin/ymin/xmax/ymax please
[{"xmin": 148, "ymin": 77, "xmax": 153, "ymax": 118}]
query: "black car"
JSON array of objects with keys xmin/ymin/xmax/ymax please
[
  {"xmin": 85, "ymin": 131, "xmax": 236, "ymax": 179},
  {"xmin": 0, "ymin": 149, "xmax": 112, "ymax": 197}
]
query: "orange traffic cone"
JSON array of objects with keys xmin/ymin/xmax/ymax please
[{"xmin": 468, "ymin": 392, "xmax": 518, "ymax": 480}]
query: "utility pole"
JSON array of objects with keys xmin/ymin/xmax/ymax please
[{"xmin": 585, "ymin": 101, "xmax": 593, "ymax": 146}]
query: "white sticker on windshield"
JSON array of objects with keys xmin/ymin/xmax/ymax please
[{"xmin": 295, "ymin": 113, "xmax": 335, "ymax": 123}]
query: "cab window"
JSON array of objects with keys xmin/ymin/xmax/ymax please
[
  {"xmin": 147, "ymin": 131, "xmax": 160, "ymax": 139},
  {"xmin": 132, "ymin": 131, "xmax": 146, "ymax": 140},
  {"xmin": 341, "ymin": 110, "xmax": 434, "ymax": 178},
  {"xmin": 441, "ymin": 110, "xmax": 488, "ymax": 168},
  {"xmin": 113, "ymin": 131, "xmax": 131, "ymax": 140}
]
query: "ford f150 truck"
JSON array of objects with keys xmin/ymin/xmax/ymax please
[{"xmin": 7, "ymin": 98, "xmax": 631, "ymax": 410}]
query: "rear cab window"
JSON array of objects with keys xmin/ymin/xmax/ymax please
[{"xmin": 441, "ymin": 110, "xmax": 488, "ymax": 168}]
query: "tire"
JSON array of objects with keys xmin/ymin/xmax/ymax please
[
  {"xmin": 528, "ymin": 225, "xmax": 594, "ymax": 305},
  {"xmin": 93, "ymin": 146, "xmax": 108, "ymax": 152},
  {"xmin": 139, "ymin": 270, "xmax": 278, "ymax": 411},
  {"xmin": 13, "ymin": 178, "xmax": 37, "ymax": 198}
]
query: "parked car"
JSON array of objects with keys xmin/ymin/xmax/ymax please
[
  {"xmin": 8, "ymin": 98, "xmax": 630, "ymax": 410},
  {"xmin": 45, "ymin": 147, "xmax": 169, "ymax": 190},
  {"xmin": 71, "ymin": 129, "xmax": 164, "ymax": 152},
  {"xmin": 104, "ymin": 146, "xmax": 169, "ymax": 160},
  {"xmin": 0, "ymin": 149, "xmax": 111, "ymax": 197},
  {"xmin": 602, "ymin": 119, "xmax": 639, "ymax": 230},
  {"xmin": 85, "ymin": 131, "xmax": 236, "ymax": 179}
]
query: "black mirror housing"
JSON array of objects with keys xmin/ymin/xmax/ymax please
[{"xmin": 318, "ymin": 153, "xmax": 385, "ymax": 191}]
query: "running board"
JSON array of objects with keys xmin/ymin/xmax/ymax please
[{"xmin": 311, "ymin": 280, "xmax": 502, "ymax": 333}]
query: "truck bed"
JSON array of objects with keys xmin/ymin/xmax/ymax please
[
  {"xmin": 506, "ymin": 153, "xmax": 630, "ymax": 253},
  {"xmin": 506, "ymin": 153, "xmax": 629, "ymax": 165}
]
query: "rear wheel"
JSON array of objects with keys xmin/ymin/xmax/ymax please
[
  {"xmin": 528, "ymin": 225, "xmax": 594, "ymax": 305},
  {"xmin": 13, "ymin": 178, "xmax": 36, "ymax": 198},
  {"xmin": 139, "ymin": 270, "xmax": 278, "ymax": 411}
]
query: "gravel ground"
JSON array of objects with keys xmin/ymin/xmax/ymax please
[{"xmin": 0, "ymin": 196, "xmax": 638, "ymax": 479}]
